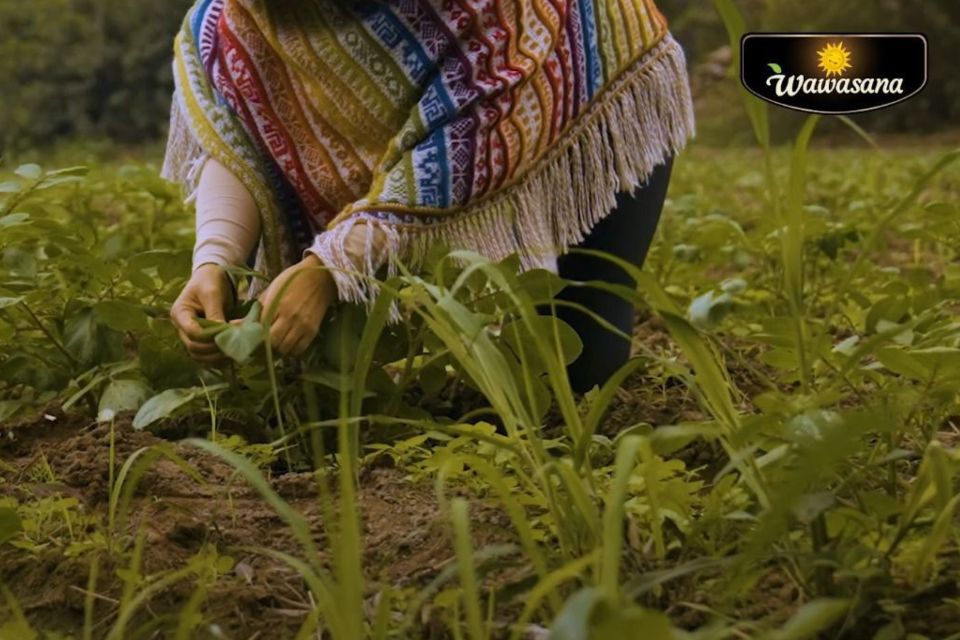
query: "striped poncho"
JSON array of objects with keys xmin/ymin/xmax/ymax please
[{"xmin": 163, "ymin": 0, "xmax": 694, "ymax": 303}]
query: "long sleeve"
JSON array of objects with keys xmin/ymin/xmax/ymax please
[
  {"xmin": 192, "ymin": 158, "xmax": 261, "ymax": 272},
  {"xmin": 193, "ymin": 156, "xmax": 387, "ymax": 288}
]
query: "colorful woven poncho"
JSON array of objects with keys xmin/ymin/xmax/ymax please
[{"xmin": 164, "ymin": 0, "xmax": 694, "ymax": 303}]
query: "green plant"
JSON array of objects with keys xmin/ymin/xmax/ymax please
[{"xmin": 1, "ymin": 3, "xmax": 959, "ymax": 630}]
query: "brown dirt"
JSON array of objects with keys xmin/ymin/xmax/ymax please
[{"xmin": 0, "ymin": 411, "xmax": 515, "ymax": 639}]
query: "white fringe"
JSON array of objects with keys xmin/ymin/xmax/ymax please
[
  {"xmin": 161, "ymin": 96, "xmax": 203, "ymax": 191},
  {"xmin": 310, "ymin": 35, "xmax": 696, "ymax": 314}
]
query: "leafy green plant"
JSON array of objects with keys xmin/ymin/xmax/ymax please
[{"xmin": 1, "ymin": 2, "xmax": 959, "ymax": 631}]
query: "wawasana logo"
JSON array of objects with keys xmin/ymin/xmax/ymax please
[{"xmin": 741, "ymin": 34, "xmax": 927, "ymax": 115}]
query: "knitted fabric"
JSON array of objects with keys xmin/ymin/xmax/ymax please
[{"xmin": 163, "ymin": 0, "xmax": 695, "ymax": 304}]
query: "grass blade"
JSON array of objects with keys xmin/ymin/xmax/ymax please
[
  {"xmin": 601, "ymin": 436, "xmax": 641, "ymax": 598},
  {"xmin": 451, "ymin": 498, "xmax": 486, "ymax": 640}
]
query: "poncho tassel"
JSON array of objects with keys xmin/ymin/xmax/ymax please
[{"xmin": 311, "ymin": 35, "xmax": 695, "ymax": 315}]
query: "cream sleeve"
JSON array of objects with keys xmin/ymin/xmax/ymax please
[
  {"xmin": 192, "ymin": 157, "xmax": 261, "ymax": 272},
  {"xmin": 195, "ymin": 158, "xmax": 385, "ymax": 291}
]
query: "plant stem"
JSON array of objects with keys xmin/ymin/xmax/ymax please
[
  {"xmin": 21, "ymin": 301, "xmax": 79, "ymax": 368},
  {"xmin": 810, "ymin": 513, "xmax": 832, "ymax": 596}
]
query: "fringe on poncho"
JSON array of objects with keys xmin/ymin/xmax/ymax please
[{"xmin": 163, "ymin": 0, "xmax": 695, "ymax": 305}]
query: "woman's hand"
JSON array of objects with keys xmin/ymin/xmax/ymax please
[
  {"xmin": 259, "ymin": 254, "xmax": 335, "ymax": 357},
  {"xmin": 170, "ymin": 264, "xmax": 234, "ymax": 365}
]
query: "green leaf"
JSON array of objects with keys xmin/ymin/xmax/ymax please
[
  {"xmin": 322, "ymin": 304, "xmax": 365, "ymax": 372},
  {"xmin": 0, "ymin": 213, "xmax": 30, "ymax": 228},
  {"xmin": 792, "ymin": 492, "xmax": 836, "ymax": 524},
  {"xmin": 302, "ymin": 369, "xmax": 371, "ymax": 394},
  {"xmin": 602, "ymin": 437, "xmax": 643, "ymax": 595},
  {"xmin": 138, "ymin": 335, "xmax": 201, "ymax": 389},
  {"xmin": 593, "ymin": 605, "xmax": 674, "ymax": 640},
  {"xmin": 911, "ymin": 493, "xmax": 960, "ymax": 583},
  {"xmin": 0, "ymin": 507, "xmax": 22, "ymax": 546},
  {"xmin": 909, "ymin": 347, "xmax": 960, "ymax": 377},
  {"xmin": 502, "ymin": 315, "xmax": 583, "ymax": 371},
  {"xmin": 672, "ymin": 243, "xmax": 700, "ymax": 262},
  {"xmin": 132, "ymin": 388, "xmax": 200, "ymax": 430},
  {"xmin": 660, "ymin": 313, "xmax": 740, "ymax": 431},
  {"xmin": 14, "ymin": 164, "xmax": 42, "ymax": 180},
  {"xmin": 215, "ymin": 321, "xmax": 264, "ymax": 364},
  {"xmin": 99, "ymin": 379, "xmax": 153, "ymax": 421},
  {"xmin": 767, "ymin": 598, "xmax": 849, "ymax": 640},
  {"xmin": 768, "ymin": 62, "xmax": 783, "ymax": 74},
  {"xmin": 876, "ymin": 348, "xmax": 931, "ymax": 381},
  {"xmin": 35, "ymin": 176, "xmax": 84, "ymax": 190},
  {"xmin": 551, "ymin": 587, "xmax": 672, "ymax": 640},
  {"xmin": 3, "ymin": 248, "xmax": 37, "ymax": 278},
  {"xmin": 94, "ymin": 300, "xmax": 149, "ymax": 333},
  {"xmin": 63, "ymin": 308, "xmax": 101, "ymax": 366},
  {"xmin": 688, "ymin": 290, "xmax": 734, "ymax": 330},
  {"xmin": 0, "ymin": 181, "xmax": 22, "ymax": 193},
  {"xmin": 721, "ymin": 277, "xmax": 748, "ymax": 294},
  {"xmin": 924, "ymin": 201, "xmax": 956, "ymax": 218},
  {"xmin": 128, "ymin": 250, "xmax": 192, "ymax": 282},
  {"xmin": 515, "ymin": 268, "xmax": 567, "ymax": 304},
  {"xmin": 47, "ymin": 166, "xmax": 89, "ymax": 177},
  {"xmin": 711, "ymin": 0, "xmax": 770, "ymax": 147},
  {"xmin": 418, "ymin": 359, "xmax": 450, "ymax": 396},
  {"xmin": 0, "ymin": 620, "xmax": 35, "ymax": 640},
  {"xmin": 649, "ymin": 422, "xmax": 719, "ymax": 456},
  {"xmin": 550, "ymin": 587, "xmax": 606, "ymax": 640},
  {"xmin": 0, "ymin": 297, "xmax": 24, "ymax": 310},
  {"xmin": 450, "ymin": 499, "xmax": 484, "ymax": 640},
  {"xmin": 0, "ymin": 401, "xmax": 23, "ymax": 422}
]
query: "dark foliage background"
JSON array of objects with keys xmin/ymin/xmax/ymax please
[
  {"xmin": 1, "ymin": 0, "xmax": 956, "ymax": 154},
  {"xmin": 0, "ymin": 0, "xmax": 193, "ymax": 155}
]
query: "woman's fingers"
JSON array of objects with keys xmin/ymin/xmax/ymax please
[
  {"xmin": 258, "ymin": 259, "xmax": 332, "ymax": 357},
  {"xmin": 198, "ymin": 287, "xmax": 226, "ymax": 323},
  {"xmin": 193, "ymin": 353, "xmax": 228, "ymax": 367},
  {"xmin": 185, "ymin": 338, "xmax": 221, "ymax": 356},
  {"xmin": 170, "ymin": 266, "xmax": 237, "ymax": 365},
  {"xmin": 267, "ymin": 314, "xmax": 294, "ymax": 355},
  {"xmin": 180, "ymin": 302, "xmax": 317, "ymax": 360},
  {"xmin": 277, "ymin": 323, "xmax": 306, "ymax": 356},
  {"xmin": 172, "ymin": 298, "xmax": 226, "ymax": 364},
  {"xmin": 260, "ymin": 281, "xmax": 296, "ymax": 355},
  {"xmin": 171, "ymin": 302, "xmax": 208, "ymax": 342},
  {"xmin": 182, "ymin": 340, "xmax": 227, "ymax": 366},
  {"xmin": 267, "ymin": 314, "xmax": 318, "ymax": 356},
  {"xmin": 177, "ymin": 329, "xmax": 220, "ymax": 355},
  {"xmin": 291, "ymin": 332, "xmax": 315, "ymax": 356},
  {"xmin": 259, "ymin": 283, "xmax": 282, "ymax": 322}
]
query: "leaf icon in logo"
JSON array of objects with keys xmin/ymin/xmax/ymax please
[{"xmin": 768, "ymin": 62, "xmax": 783, "ymax": 74}]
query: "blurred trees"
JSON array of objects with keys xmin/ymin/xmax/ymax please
[{"xmin": 0, "ymin": 0, "xmax": 192, "ymax": 155}]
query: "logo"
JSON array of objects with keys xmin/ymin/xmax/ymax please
[
  {"xmin": 816, "ymin": 42, "xmax": 852, "ymax": 77},
  {"xmin": 741, "ymin": 34, "xmax": 927, "ymax": 114}
]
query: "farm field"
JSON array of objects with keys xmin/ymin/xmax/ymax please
[{"xmin": 1, "ymin": 136, "xmax": 959, "ymax": 639}]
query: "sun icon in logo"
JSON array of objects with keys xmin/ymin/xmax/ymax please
[{"xmin": 817, "ymin": 41, "xmax": 852, "ymax": 77}]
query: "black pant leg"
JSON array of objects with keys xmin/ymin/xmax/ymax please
[{"xmin": 555, "ymin": 158, "xmax": 674, "ymax": 393}]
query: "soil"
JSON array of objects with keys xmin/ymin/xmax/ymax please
[
  {"xmin": 3, "ymin": 361, "xmax": 959, "ymax": 638},
  {"xmin": 0, "ymin": 411, "xmax": 515, "ymax": 639}
]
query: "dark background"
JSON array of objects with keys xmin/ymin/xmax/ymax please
[{"xmin": 0, "ymin": 0, "xmax": 957, "ymax": 156}]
